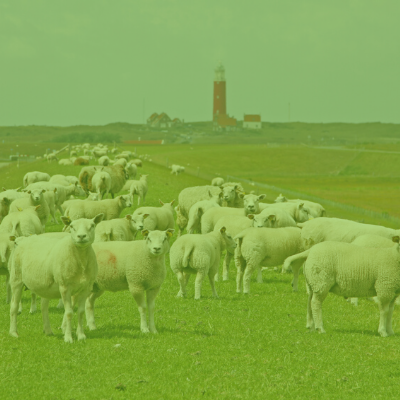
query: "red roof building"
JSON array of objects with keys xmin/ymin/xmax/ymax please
[{"xmin": 243, "ymin": 114, "xmax": 262, "ymax": 129}]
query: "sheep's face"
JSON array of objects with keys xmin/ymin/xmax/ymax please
[
  {"xmin": 87, "ymin": 192, "xmax": 100, "ymax": 201},
  {"xmin": 120, "ymin": 195, "xmax": 133, "ymax": 209},
  {"xmin": 69, "ymin": 214, "xmax": 104, "ymax": 248},
  {"xmin": 142, "ymin": 229, "xmax": 174, "ymax": 256},
  {"xmin": 222, "ymin": 185, "xmax": 237, "ymax": 202},
  {"xmin": 250, "ymin": 214, "xmax": 275, "ymax": 228},
  {"xmin": 220, "ymin": 227, "xmax": 237, "ymax": 254},
  {"xmin": 242, "ymin": 194, "xmax": 266, "ymax": 214},
  {"xmin": 296, "ymin": 204, "xmax": 310, "ymax": 223},
  {"xmin": 274, "ymin": 194, "xmax": 287, "ymax": 203},
  {"xmin": 74, "ymin": 184, "xmax": 86, "ymax": 197},
  {"xmin": 29, "ymin": 189, "xmax": 45, "ymax": 203},
  {"xmin": 127, "ymin": 213, "xmax": 148, "ymax": 232}
]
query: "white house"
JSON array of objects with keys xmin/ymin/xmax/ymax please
[{"xmin": 243, "ymin": 114, "xmax": 261, "ymax": 129}]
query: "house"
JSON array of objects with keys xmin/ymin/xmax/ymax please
[
  {"xmin": 213, "ymin": 113, "xmax": 237, "ymax": 131},
  {"xmin": 243, "ymin": 114, "xmax": 261, "ymax": 129}
]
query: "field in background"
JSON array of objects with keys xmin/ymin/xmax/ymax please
[{"xmin": 1, "ymin": 150, "xmax": 400, "ymax": 399}]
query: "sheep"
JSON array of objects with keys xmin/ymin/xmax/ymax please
[
  {"xmin": 297, "ymin": 217, "xmax": 400, "ymax": 250},
  {"xmin": 10, "ymin": 189, "xmax": 50, "ymax": 230},
  {"xmin": 211, "ymin": 177, "xmax": 224, "ymax": 186},
  {"xmin": 170, "ymin": 227, "xmax": 237, "ymax": 299},
  {"xmin": 61, "ymin": 192, "xmax": 100, "ymax": 213},
  {"xmin": 0, "ymin": 188, "xmax": 25, "ymax": 203},
  {"xmin": 186, "ymin": 191, "xmax": 223, "ymax": 234},
  {"xmin": 46, "ymin": 153, "xmax": 58, "ymax": 163},
  {"xmin": 74, "ymin": 157, "xmax": 89, "ymax": 166},
  {"xmin": 85, "ymin": 229, "xmax": 174, "ymax": 332},
  {"xmin": 125, "ymin": 162, "xmax": 137, "ymax": 179},
  {"xmin": 70, "ymin": 150, "xmax": 78, "ymax": 157},
  {"xmin": 23, "ymin": 171, "xmax": 51, "ymax": 188},
  {"xmin": 95, "ymin": 213, "xmax": 148, "ymax": 241},
  {"xmin": 0, "ymin": 197, "xmax": 11, "ymax": 224},
  {"xmin": 59, "ymin": 159, "xmax": 73, "ymax": 166},
  {"xmin": 131, "ymin": 159, "xmax": 142, "ymax": 167},
  {"xmin": 133, "ymin": 200, "xmax": 175, "ymax": 231},
  {"xmin": 129, "ymin": 175, "xmax": 149, "ymax": 205},
  {"xmin": 274, "ymin": 194, "xmax": 326, "ymax": 218},
  {"xmin": 0, "ymin": 206, "xmax": 43, "ymax": 237},
  {"xmin": 98, "ymin": 155, "xmax": 111, "ymax": 166},
  {"xmin": 9, "ymin": 214, "xmax": 104, "ymax": 342},
  {"xmin": 234, "ymin": 227, "xmax": 303, "ymax": 293},
  {"xmin": 286, "ymin": 238, "xmax": 400, "ymax": 336},
  {"xmin": 65, "ymin": 195, "xmax": 132, "ymax": 221},
  {"xmin": 91, "ymin": 169, "xmax": 112, "ymax": 199},
  {"xmin": 249, "ymin": 207, "xmax": 297, "ymax": 228},
  {"xmin": 171, "ymin": 164, "xmax": 185, "ymax": 175},
  {"xmin": 92, "ymin": 149, "xmax": 108, "ymax": 159},
  {"xmin": 0, "ymin": 233, "xmax": 17, "ymax": 304},
  {"xmin": 221, "ymin": 182, "xmax": 245, "ymax": 208},
  {"xmin": 121, "ymin": 179, "xmax": 136, "ymax": 191},
  {"xmin": 260, "ymin": 202, "xmax": 310, "ymax": 223},
  {"xmin": 114, "ymin": 158, "xmax": 128, "ymax": 167}
]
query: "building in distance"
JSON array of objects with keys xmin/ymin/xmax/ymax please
[
  {"xmin": 243, "ymin": 114, "xmax": 262, "ymax": 130},
  {"xmin": 147, "ymin": 113, "xmax": 183, "ymax": 129}
]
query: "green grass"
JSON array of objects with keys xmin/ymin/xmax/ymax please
[{"xmin": 1, "ymin": 150, "xmax": 400, "ymax": 399}]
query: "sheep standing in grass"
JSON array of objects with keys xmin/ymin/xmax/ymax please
[
  {"xmin": 95, "ymin": 213, "xmax": 148, "ymax": 241},
  {"xmin": 98, "ymin": 155, "xmax": 111, "ymax": 166},
  {"xmin": 61, "ymin": 192, "xmax": 100, "ymax": 213},
  {"xmin": 9, "ymin": 214, "xmax": 104, "ymax": 342},
  {"xmin": 133, "ymin": 200, "xmax": 175, "ymax": 231},
  {"xmin": 23, "ymin": 172, "xmax": 51, "ymax": 188},
  {"xmin": 286, "ymin": 238, "xmax": 400, "ymax": 337},
  {"xmin": 85, "ymin": 229, "xmax": 174, "ymax": 333},
  {"xmin": 0, "ymin": 206, "xmax": 43, "ymax": 237},
  {"xmin": 211, "ymin": 177, "xmax": 224, "ymax": 186},
  {"xmin": 274, "ymin": 194, "xmax": 326, "ymax": 218},
  {"xmin": 91, "ymin": 169, "xmax": 112, "ymax": 199},
  {"xmin": 171, "ymin": 165, "xmax": 185, "ymax": 175},
  {"xmin": 234, "ymin": 227, "xmax": 303, "ymax": 293},
  {"xmin": 129, "ymin": 175, "xmax": 149, "ymax": 205},
  {"xmin": 125, "ymin": 162, "xmax": 137, "ymax": 179},
  {"xmin": 170, "ymin": 227, "xmax": 236, "ymax": 299}
]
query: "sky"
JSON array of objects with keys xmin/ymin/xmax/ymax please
[{"xmin": 0, "ymin": 0, "xmax": 399, "ymax": 126}]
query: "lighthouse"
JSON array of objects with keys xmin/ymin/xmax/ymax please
[{"xmin": 212, "ymin": 62, "xmax": 236, "ymax": 131}]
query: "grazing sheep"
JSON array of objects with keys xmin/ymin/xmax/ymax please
[
  {"xmin": 46, "ymin": 153, "xmax": 58, "ymax": 163},
  {"xmin": 211, "ymin": 177, "xmax": 224, "ymax": 186},
  {"xmin": 234, "ymin": 227, "xmax": 303, "ymax": 293},
  {"xmin": 92, "ymin": 149, "xmax": 108, "ymax": 159},
  {"xmin": 170, "ymin": 227, "xmax": 237, "ymax": 299},
  {"xmin": 10, "ymin": 189, "xmax": 50, "ymax": 230},
  {"xmin": 9, "ymin": 214, "xmax": 104, "ymax": 342},
  {"xmin": 91, "ymin": 169, "xmax": 112, "ymax": 199},
  {"xmin": 58, "ymin": 159, "xmax": 73, "ymax": 166},
  {"xmin": 23, "ymin": 172, "xmax": 51, "ymax": 188},
  {"xmin": 95, "ymin": 213, "xmax": 148, "ymax": 241},
  {"xmin": 171, "ymin": 165, "xmax": 185, "ymax": 175},
  {"xmin": 85, "ymin": 229, "xmax": 174, "ymax": 332},
  {"xmin": 133, "ymin": 200, "xmax": 175, "ymax": 231},
  {"xmin": 131, "ymin": 159, "xmax": 142, "ymax": 167},
  {"xmin": 249, "ymin": 208, "xmax": 297, "ymax": 228},
  {"xmin": 65, "ymin": 195, "xmax": 132, "ymax": 221},
  {"xmin": 114, "ymin": 158, "xmax": 128, "ymax": 167},
  {"xmin": 98, "ymin": 155, "xmax": 111, "ymax": 166},
  {"xmin": 285, "ymin": 238, "xmax": 400, "ymax": 336},
  {"xmin": 129, "ymin": 175, "xmax": 149, "ymax": 205},
  {"xmin": 274, "ymin": 194, "xmax": 326, "ymax": 218},
  {"xmin": 61, "ymin": 192, "xmax": 100, "ymax": 213},
  {"xmin": 74, "ymin": 157, "xmax": 89, "ymax": 166},
  {"xmin": 260, "ymin": 202, "xmax": 310, "ymax": 223},
  {"xmin": 0, "ymin": 206, "xmax": 43, "ymax": 237}
]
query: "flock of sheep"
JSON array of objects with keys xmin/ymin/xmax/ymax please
[{"xmin": 1, "ymin": 142, "xmax": 400, "ymax": 343}]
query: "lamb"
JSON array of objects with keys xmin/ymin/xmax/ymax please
[
  {"xmin": 10, "ymin": 189, "xmax": 50, "ymax": 229},
  {"xmin": 46, "ymin": 153, "xmax": 58, "ymax": 163},
  {"xmin": 234, "ymin": 227, "xmax": 303, "ymax": 293},
  {"xmin": 297, "ymin": 217, "xmax": 400, "ymax": 250},
  {"xmin": 98, "ymin": 155, "xmax": 111, "ymax": 166},
  {"xmin": 287, "ymin": 238, "xmax": 400, "ymax": 336},
  {"xmin": 133, "ymin": 200, "xmax": 175, "ymax": 231},
  {"xmin": 95, "ymin": 213, "xmax": 148, "ymax": 241},
  {"xmin": 65, "ymin": 195, "xmax": 132, "ymax": 221},
  {"xmin": 129, "ymin": 175, "xmax": 149, "ymax": 205},
  {"xmin": 221, "ymin": 182, "xmax": 245, "ymax": 208},
  {"xmin": 186, "ymin": 191, "xmax": 223, "ymax": 234},
  {"xmin": 0, "ymin": 206, "xmax": 43, "ymax": 237},
  {"xmin": 274, "ymin": 194, "xmax": 326, "ymax": 218},
  {"xmin": 91, "ymin": 169, "xmax": 112, "ymax": 199},
  {"xmin": 249, "ymin": 207, "xmax": 297, "ymax": 228},
  {"xmin": 85, "ymin": 229, "xmax": 174, "ymax": 333},
  {"xmin": 170, "ymin": 227, "xmax": 237, "ymax": 299},
  {"xmin": 260, "ymin": 202, "xmax": 310, "ymax": 223},
  {"xmin": 211, "ymin": 177, "xmax": 224, "ymax": 186},
  {"xmin": 23, "ymin": 171, "xmax": 51, "ymax": 188},
  {"xmin": 171, "ymin": 164, "xmax": 185, "ymax": 175},
  {"xmin": 9, "ymin": 214, "xmax": 104, "ymax": 342}
]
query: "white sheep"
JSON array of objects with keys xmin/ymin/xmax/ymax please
[
  {"xmin": 0, "ymin": 233, "xmax": 17, "ymax": 304},
  {"xmin": 61, "ymin": 192, "xmax": 100, "ymax": 213},
  {"xmin": 170, "ymin": 227, "xmax": 236, "ymax": 299},
  {"xmin": 287, "ymin": 238, "xmax": 400, "ymax": 336},
  {"xmin": 129, "ymin": 175, "xmax": 148, "ymax": 205},
  {"xmin": 98, "ymin": 155, "xmax": 111, "ymax": 166},
  {"xmin": 85, "ymin": 229, "xmax": 174, "ymax": 332},
  {"xmin": 95, "ymin": 213, "xmax": 148, "ymax": 241},
  {"xmin": 274, "ymin": 194, "xmax": 326, "ymax": 218},
  {"xmin": 125, "ymin": 162, "xmax": 137, "ymax": 179},
  {"xmin": 23, "ymin": 171, "xmax": 51, "ymax": 188},
  {"xmin": 46, "ymin": 153, "xmax": 58, "ymax": 163},
  {"xmin": 171, "ymin": 164, "xmax": 185, "ymax": 175},
  {"xmin": 65, "ymin": 195, "xmax": 132, "ymax": 221},
  {"xmin": 91, "ymin": 169, "xmax": 112, "ymax": 199},
  {"xmin": 0, "ymin": 206, "xmax": 43, "ymax": 237},
  {"xmin": 211, "ymin": 177, "xmax": 224, "ymax": 186},
  {"xmin": 260, "ymin": 202, "xmax": 310, "ymax": 223},
  {"xmin": 133, "ymin": 200, "xmax": 175, "ymax": 231},
  {"xmin": 234, "ymin": 227, "xmax": 303, "ymax": 293},
  {"xmin": 9, "ymin": 214, "xmax": 104, "ymax": 342},
  {"xmin": 114, "ymin": 158, "xmax": 128, "ymax": 167},
  {"xmin": 58, "ymin": 159, "xmax": 73, "ymax": 166},
  {"xmin": 249, "ymin": 207, "xmax": 297, "ymax": 228},
  {"xmin": 221, "ymin": 182, "xmax": 245, "ymax": 208}
]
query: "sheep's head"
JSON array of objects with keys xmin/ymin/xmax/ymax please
[
  {"xmin": 74, "ymin": 183, "xmax": 87, "ymax": 197},
  {"xmin": 142, "ymin": 229, "xmax": 174, "ymax": 256},
  {"xmin": 222, "ymin": 185, "xmax": 238, "ymax": 203},
  {"xmin": 296, "ymin": 203, "xmax": 310, "ymax": 223},
  {"xmin": 28, "ymin": 189, "xmax": 45, "ymax": 203},
  {"xmin": 208, "ymin": 190, "xmax": 223, "ymax": 205},
  {"xmin": 248, "ymin": 213, "xmax": 276, "ymax": 228},
  {"xmin": 87, "ymin": 192, "xmax": 100, "ymax": 201},
  {"xmin": 126, "ymin": 213, "xmax": 148, "ymax": 232},
  {"xmin": 119, "ymin": 195, "xmax": 133, "ymax": 209},
  {"xmin": 275, "ymin": 194, "xmax": 287, "ymax": 203},
  {"xmin": 219, "ymin": 226, "xmax": 237, "ymax": 254},
  {"xmin": 241, "ymin": 193, "xmax": 266, "ymax": 214},
  {"xmin": 65, "ymin": 214, "xmax": 104, "ymax": 248}
]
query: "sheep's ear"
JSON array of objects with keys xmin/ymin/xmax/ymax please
[
  {"xmin": 61, "ymin": 216, "xmax": 71, "ymax": 226},
  {"xmin": 27, "ymin": 190, "xmax": 31, "ymax": 194},
  {"xmin": 2, "ymin": 187, "xmax": 6, "ymax": 191},
  {"xmin": 141, "ymin": 229, "xmax": 149, "ymax": 238},
  {"xmin": 247, "ymin": 214, "xmax": 255, "ymax": 220},
  {"xmin": 15, "ymin": 187, "xmax": 21, "ymax": 192},
  {"xmin": 170, "ymin": 199, "xmax": 175, "ymax": 205},
  {"xmin": 208, "ymin": 190, "xmax": 212, "ymax": 197},
  {"xmin": 2, "ymin": 197, "xmax": 10, "ymax": 205},
  {"xmin": 143, "ymin": 213, "xmax": 149, "ymax": 219},
  {"xmin": 74, "ymin": 182, "xmax": 78, "ymax": 186},
  {"xmin": 258, "ymin": 194, "xmax": 266, "ymax": 200},
  {"xmin": 9, "ymin": 236, "xmax": 16, "ymax": 242},
  {"xmin": 42, "ymin": 189, "xmax": 46, "ymax": 193},
  {"xmin": 238, "ymin": 192, "xmax": 245, "ymax": 199},
  {"xmin": 220, "ymin": 226, "xmax": 226, "ymax": 234},
  {"xmin": 392, "ymin": 236, "xmax": 400, "ymax": 243},
  {"xmin": 159, "ymin": 199, "xmax": 164, "ymax": 206},
  {"xmin": 93, "ymin": 213, "xmax": 104, "ymax": 225},
  {"xmin": 35, "ymin": 205, "xmax": 41, "ymax": 211},
  {"xmin": 219, "ymin": 191, "xmax": 224, "ymax": 198},
  {"xmin": 298, "ymin": 203, "xmax": 304, "ymax": 209},
  {"xmin": 17, "ymin": 207, "xmax": 23, "ymax": 212},
  {"xmin": 268, "ymin": 214, "xmax": 276, "ymax": 222},
  {"xmin": 125, "ymin": 214, "xmax": 132, "ymax": 221},
  {"xmin": 166, "ymin": 229, "xmax": 174, "ymax": 238}
]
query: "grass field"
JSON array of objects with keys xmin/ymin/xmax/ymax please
[{"xmin": 1, "ymin": 144, "xmax": 400, "ymax": 399}]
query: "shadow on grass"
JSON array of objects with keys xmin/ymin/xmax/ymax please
[{"xmin": 333, "ymin": 328, "xmax": 379, "ymax": 337}]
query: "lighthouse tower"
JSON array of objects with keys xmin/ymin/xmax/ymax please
[{"xmin": 213, "ymin": 62, "xmax": 226, "ymax": 117}]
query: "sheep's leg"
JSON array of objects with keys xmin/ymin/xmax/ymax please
[
  {"xmin": 386, "ymin": 298, "xmax": 396, "ymax": 336},
  {"xmin": 256, "ymin": 267, "xmax": 263, "ymax": 283},
  {"xmin": 306, "ymin": 284, "xmax": 315, "ymax": 330},
  {"xmin": 222, "ymin": 251, "xmax": 233, "ymax": 281},
  {"xmin": 349, "ymin": 298, "xmax": 358, "ymax": 306},
  {"xmin": 57, "ymin": 298, "xmax": 64, "ymax": 309},
  {"xmin": 85, "ymin": 290, "xmax": 104, "ymax": 330},
  {"xmin": 194, "ymin": 271, "xmax": 205, "ymax": 300},
  {"xmin": 235, "ymin": 255, "xmax": 245, "ymax": 293},
  {"xmin": 30, "ymin": 293, "xmax": 37, "ymax": 314},
  {"xmin": 9, "ymin": 282, "xmax": 23, "ymax": 338},
  {"xmin": 146, "ymin": 287, "xmax": 160, "ymax": 333},
  {"xmin": 41, "ymin": 298, "xmax": 53, "ymax": 336},
  {"xmin": 49, "ymin": 205, "xmax": 58, "ymax": 224},
  {"xmin": 75, "ymin": 291, "xmax": 89, "ymax": 341},
  {"xmin": 60, "ymin": 286, "xmax": 74, "ymax": 343},
  {"xmin": 311, "ymin": 292, "xmax": 327, "ymax": 333},
  {"xmin": 176, "ymin": 271, "xmax": 187, "ymax": 298},
  {"xmin": 208, "ymin": 266, "xmax": 219, "ymax": 299},
  {"xmin": 6, "ymin": 274, "xmax": 11, "ymax": 304},
  {"xmin": 243, "ymin": 261, "xmax": 259, "ymax": 294},
  {"xmin": 377, "ymin": 299, "xmax": 390, "ymax": 337},
  {"xmin": 56, "ymin": 204, "xmax": 64, "ymax": 216},
  {"xmin": 131, "ymin": 289, "xmax": 149, "ymax": 333}
]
